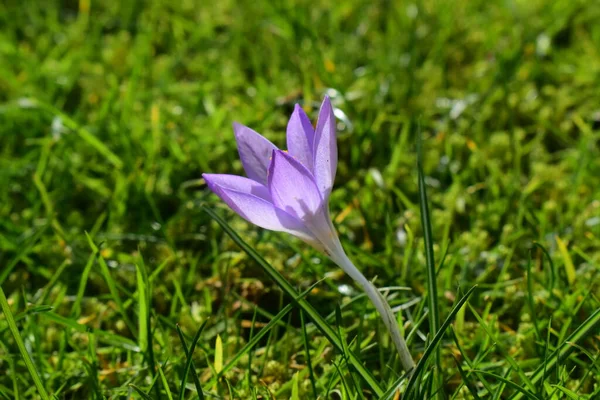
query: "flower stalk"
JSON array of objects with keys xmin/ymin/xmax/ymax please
[{"xmin": 330, "ymin": 249, "xmax": 415, "ymax": 372}]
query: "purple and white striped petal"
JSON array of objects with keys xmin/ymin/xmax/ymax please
[
  {"xmin": 267, "ymin": 150, "xmax": 324, "ymax": 221},
  {"xmin": 286, "ymin": 104, "xmax": 315, "ymax": 172},
  {"xmin": 233, "ymin": 123, "xmax": 278, "ymax": 185},
  {"xmin": 203, "ymin": 173, "xmax": 312, "ymax": 238},
  {"xmin": 312, "ymin": 96, "xmax": 337, "ymax": 200}
]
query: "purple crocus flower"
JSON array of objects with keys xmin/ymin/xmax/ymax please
[{"xmin": 203, "ymin": 97, "xmax": 414, "ymax": 371}]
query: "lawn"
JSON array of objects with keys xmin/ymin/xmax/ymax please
[{"xmin": 1, "ymin": 0, "xmax": 600, "ymax": 399}]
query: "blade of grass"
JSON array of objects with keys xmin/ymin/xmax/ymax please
[
  {"xmin": 175, "ymin": 324, "xmax": 205, "ymax": 399},
  {"xmin": 550, "ymin": 385, "xmax": 581, "ymax": 400},
  {"xmin": 177, "ymin": 320, "xmax": 208, "ymax": 400},
  {"xmin": 290, "ymin": 372, "xmax": 300, "ymax": 400},
  {"xmin": 491, "ymin": 367, "xmax": 512, "ymax": 400},
  {"xmin": 417, "ymin": 124, "xmax": 441, "ymax": 394},
  {"xmin": 0, "ymin": 284, "xmax": 51, "ymax": 400},
  {"xmin": 71, "ymin": 248, "xmax": 96, "ymax": 318},
  {"xmin": 473, "ymin": 371, "xmax": 543, "ymax": 400},
  {"xmin": 247, "ymin": 306, "xmax": 258, "ymax": 388},
  {"xmin": 453, "ymin": 356, "xmax": 482, "ymax": 400},
  {"xmin": 0, "ymin": 388, "xmax": 12, "ymax": 400},
  {"xmin": 0, "ymin": 225, "xmax": 49, "ymax": 285},
  {"xmin": 300, "ymin": 310, "xmax": 319, "ymax": 398},
  {"xmin": 82, "ymin": 359, "xmax": 101, "ymax": 400},
  {"xmin": 588, "ymin": 384, "xmax": 600, "ymax": 400},
  {"xmin": 32, "ymin": 173, "xmax": 65, "ymax": 238},
  {"xmin": 335, "ymin": 304, "xmax": 365, "ymax": 400},
  {"xmin": 556, "ymin": 289, "xmax": 590, "ymax": 350},
  {"xmin": 146, "ymin": 363, "xmax": 166, "ymax": 400},
  {"xmin": 123, "ymin": 257, "xmax": 174, "ymax": 311},
  {"xmin": 526, "ymin": 250, "xmax": 542, "ymax": 342},
  {"xmin": 0, "ymin": 305, "xmax": 54, "ymax": 336},
  {"xmin": 418, "ymin": 369, "xmax": 435, "ymax": 399},
  {"xmin": 214, "ymin": 334, "xmax": 223, "ymax": 375},
  {"xmin": 136, "ymin": 254, "xmax": 160, "ymax": 399},
  {"xmin": 37, "ymin": 259, "xmax": 70, "ymax": 305},
  {"xmin": 129, "ymin": 384, "xmax": 153, "ymax": 400},
  {"xmin": 555, "ymin": 236, "xmax": 575, "ymax": 285},
  {"xmin": 35, "ymin": 99, "xmax": 123, "ymax": 169},
  {"xmin": 231, "ymin": 292, "xmax": 291, "ymax": 329},
  {"xmin": 42, "ymin": 311, "xmax": 139, "ymax": 350},
  {"xmin": 208, "ymin": 279, "xmax": 322, "ymax": 387},
  {"xmin": 158, "ymin": 360, "xmax": 174, "ymax": 400},
  {"xmin": 569, "ymin": 342, "xmax": 600, "ymax": 389},
  {"xmin": 136, "ymin": 260, "xmax": 150, "ymax": 353},
  {"xmin": 257, "ymin": 292, "xmax": 281, "ymax": 378},
  {"xmin": 332, "ymin": 361, "xmax": 351, "ymax": 399},
  {"xmin": 275, "ymin": 340, "xmax": 329, "ymax": 397},
  {"xmin": 203, "ymin": 205, "xmax": 384, "ymax": 397},
  {"xmin": 84, "ymin": 232, "xmax": 137, "ymax": 336},
  {"xmin": 0, "ymin": 340, "xmax": 17, "ymax": 399},
  {"xmin": 541, "ymin": 317, "xmax": 551, "ymax": 393},
  {"xmin": 532, "ymin": 243, "xmax": 556, "ymax": 293},
  {"xmin": 449, "ymin": 327, "xmax": 494, "ymax": 395},
  {"xmin": 467, "ymin": 303, "xmax": 537, "ymax": 392},
  {"xmin": 509, "ymin": 307, "xmax": 600, "ymax": 400},
  {"xmin": 86, "ymin": 331, "xmax": 100, "ymax": 400}
]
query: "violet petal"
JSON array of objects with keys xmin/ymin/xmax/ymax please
[
  {"xmin": 202, "ymin": 173, "xmax": 271, "ymax": 200},
  {"xmin": 312, "ymin": 96, "xmax": 337, "ymax": 199},
  {"xmin": 267, "ymin": 150, "xmax": 323, "ymax": 221},
  {"xmin": 233, "ymin": 122, "xmax": 278, "ymax": 185},
  {"xmin": 286, "ymin": 104, "xmax": 315, "ymax": 172},
  {"xmin": 203, "ymin": 173, "xmax": 312, "ymax": 238}
]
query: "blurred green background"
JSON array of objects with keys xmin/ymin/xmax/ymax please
[{"xmin": 1, "ymin": 0, "xmax": 599, "ymax": 398}]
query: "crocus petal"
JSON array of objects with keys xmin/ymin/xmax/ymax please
[
  {"xmin": 267, "ymin": 150, "xmax": 323, "ymax": 221},
  {"xmin": 286, "ymin": 104, "xmax": 315, "ymax": 172},
  {"xmin": 203, "ymin": 173, "xmax": 313, "ymax": 238},
  {"xmin": 202, "ymin": 173, "xmax": 271, "ymax": 200},
  {"xmin": 233, "ymin": 122, "xmax": 278, "ymax": 185},
  {"xmin": 312, "ymin": 96, "xmax": 337, "ymax": 200}
]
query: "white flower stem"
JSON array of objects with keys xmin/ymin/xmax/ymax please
[{"xmin": 329, "ymin": 248, "xmax": 415, "ymax": 372}]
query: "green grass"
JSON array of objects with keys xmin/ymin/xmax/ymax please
[{"xmin": 1, "ymin": 0, "xmax": 600, "ymax": 398}]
